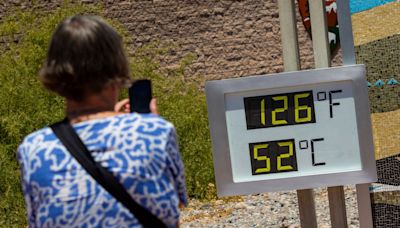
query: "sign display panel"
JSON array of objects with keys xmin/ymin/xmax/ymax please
[
  {"xmin": 206, "ymin": 65, "xmax": 376, "ymax": 196},
  {"xmin": 249, "ymin": 138, "xmax": 298, "ymax": 175},
  {"xmin": 244, "ymin": 90, "xmax": 316, "ymax": 129},
  {"xmin": 226, "ymin": 81, "xmax": 362, "ymax": 183}
]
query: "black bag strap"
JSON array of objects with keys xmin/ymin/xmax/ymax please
[{"xmin": 50, "ymin": 118, "xmax": 167, "ymax": 228}]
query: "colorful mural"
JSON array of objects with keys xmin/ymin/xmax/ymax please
[
  {"xmin": 351, "ymin": 1, "xmax": 400, "ymax": 227},
  {"xmin": 350, "ymin": 0, "xmax": 397, "ymax": 14},
  {"xmin": 298, "ymin": 0, "xmax": 340, "ymax": 57}
]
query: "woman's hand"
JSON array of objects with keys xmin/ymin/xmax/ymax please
[
  {"xmin": 114, "ymin": 98, "xmax": 158, "ymax": 115},
  {"xmin": 149, "ymin": 98, "xmax": 158, "ymax": 115},
  {"xmin": 114, "ymin": 98, "xmax": 130, "ymax": 113}
]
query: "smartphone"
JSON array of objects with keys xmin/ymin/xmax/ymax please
[{"xmin": 128, "ymin": 79, "xmax": 152, "ymax": 113}]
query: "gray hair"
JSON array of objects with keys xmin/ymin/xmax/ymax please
[{"xmin": 39, "ymin": 15, "xmax": 130, "ymax": 101}]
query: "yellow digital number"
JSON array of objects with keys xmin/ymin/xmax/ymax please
[
  {"xmin": 294, "ymin": 93, "xmax": 311, "ymax": 123},
  {"xmin": 253, "ymin": 143, "xmax": 270, "ymax": 173},
  {"xmin": 277, "ymin": 141, "xmax": 294, "ymax": 171},
  {"xmin": 272, "ymin": 96, "xmax": 288, "ymax": 125},
  {"xmin": 260, "ymin": 99, "xmax": 266, "ymax": 126}
]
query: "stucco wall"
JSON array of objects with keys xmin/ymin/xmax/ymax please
[
  {"xmin": 104, "ymin": 0, "xmax": 343, "ymax": 80},
  {"xmin": 4, "ymin": 1, "xmax": 399, "ymax": 113},
  {"xmin": 0, "ymin": 0, "xmax": 342, "ymax": 81}
]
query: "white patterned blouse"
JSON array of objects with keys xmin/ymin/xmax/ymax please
[{"xmin": 17, "ymin": 113, "xmax": 188, "ymax": 228}]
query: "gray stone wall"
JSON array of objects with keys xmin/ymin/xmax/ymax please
[
  {"xmin": 103, "ymin": 0, "xmax": 342, "ymax": 80},
  {"xmin": 0, "ymin": 0, "xmax": 342, "ymax": 81}
]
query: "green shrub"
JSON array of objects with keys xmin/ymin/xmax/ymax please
[
  {"xmin": 0, "ymin": 2, "xmax": 215, "ymax": 226},
  {"xmin": 0, "ymin": 4, "xmax": 103, "ymax": 226}
]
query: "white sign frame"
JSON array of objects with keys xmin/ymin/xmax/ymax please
[{"xmin": 205, "ymin": 65, "xmax": 376, "ymax": 196}]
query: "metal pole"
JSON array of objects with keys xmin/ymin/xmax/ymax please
[
  {"xmin": 279, "ymin": 1, "xmax": 318, "ymax": 227},
  {"xmin": 279, "ymin": 0, "xmax": 300, "ymax": 72},
  {"xmin": 336, "ymin": 0, "xmax": 356, "ymax": 65},
  {"xmin": 336, "ymin": 1, "xmax": 373, "ymax": 227},
  {"xmin": 309, "ymin": 0, "xmax": 331, "ymax": 68},
  {"xmin": 309, "ymin": 1, "xmax": 348, "ymax": 227},
  {"xmin": 356, "ymin": 183, "xmax": 374, "ymax": 228}
]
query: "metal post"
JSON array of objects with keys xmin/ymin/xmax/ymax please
[
  {"xmin": 356, "ymin": 184, "xmax": 374, "ymax": 228},
  {"xmin": 279, "ymin": 1, "xmax": 318, "ymax": 227},
  {"xmin": 309, "ymin": 1, "xmax": 348, "ymax": 227},
  {"xmin": 327, "ymin": 186, "xmax": 348, "ymax": 228},
  {"xmin": 336, "ymin": 2, "xmax": 373, "ymax": 226},
  {"xmin": 309, "ymin": 0, "xmax": 331, "ymax": 68},
  {"xmin": 336, "ymin": 0, "xmax": 356, "ymax": 65},
  {"xmin": 278, "ymin": 0, "xmax": 300, "ymax": 72},
  {"xmin": 336, "ymin": 1, "xmax": 375, "ymax": 227}
]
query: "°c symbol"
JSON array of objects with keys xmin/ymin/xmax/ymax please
[{"xmin": 299, "ymin": 140, "xmax": 309, "ymax": 150}]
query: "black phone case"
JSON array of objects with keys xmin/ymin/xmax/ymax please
[{"xmin": 128, "ymin": 80, "xmax": 152, "ymax": 113}]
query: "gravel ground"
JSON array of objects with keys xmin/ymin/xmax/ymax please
[{"xmin": 180, "ymin": 186, "xmax": 360, "ymax": 227}]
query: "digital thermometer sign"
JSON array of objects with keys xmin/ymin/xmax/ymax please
[{"xmin": 205, "ymin": 65, "xmax": 376, "ymax": 196}]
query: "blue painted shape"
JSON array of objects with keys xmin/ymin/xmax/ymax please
[
  {"xmin": 387, "ymin": 78, "xmax": 399, "ymax": 85},
  {"xmin": 367, "ymin": 81, "xmax": 372, "ymax": 87},
  {"xmin": 374, "ymin": 79, "xmax": 385, "ymax": 87},
  {"xmin": 350, "ymin": 0, "xmax": 396, "ymax": 14}
]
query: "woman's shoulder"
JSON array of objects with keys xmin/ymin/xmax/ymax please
[
  {"xmin": 19, "ymin": 113, "xmax": 173, "ymax": 145},
  {"xmin": 18, "ymin": 113, "xmax": 175, "ymax": 154},
  {"xmin": 20, "ymin": 126, "xmax": 55, "ymax": 148},
  {"xmin": 17, "ymin": 126, "xmax": 56, "ymax": 161},
  {"xmin": 92, "ymin": 112, "xmax": 174, "ymax": 129},
  {"xmin": 117, "ymin": 113, "xmax": 176, "ymax": 138},
  {"xmin": 134, "ymin": 113, "xmax": 174, "ymax": 129}
]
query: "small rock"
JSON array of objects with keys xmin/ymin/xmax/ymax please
[
  {"xmin": 215, "ymin": 200, "xmax": 223, "ymax": 205},
  {"xmin": 234, "ymin": 202, "xmax": 247, "ymax": 209},
  {"xmin": 200, "ymin": 204, "xmax": 211, "ymax": 210}
]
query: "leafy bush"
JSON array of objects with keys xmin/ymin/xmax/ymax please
[
  {"xmin": 0, "ymin": 4, "xmax": 101, "ymax": 226},
  {"xmin": 0, "ymin": 2, "xmax": 215, "ymax": 226}
]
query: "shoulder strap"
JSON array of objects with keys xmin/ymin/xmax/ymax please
[{"xmin": 50, "ymin": 118, "xmax": 167, "ymax": 228}]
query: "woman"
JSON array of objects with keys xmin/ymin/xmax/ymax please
[{"xmin": 17, "ymin": 15, "xmax": 187, "ymax": 227}]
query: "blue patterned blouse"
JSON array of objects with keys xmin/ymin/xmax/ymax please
[{"xmin": 17, "ymin": 113, "xmax": 188, "ymax": 228}]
